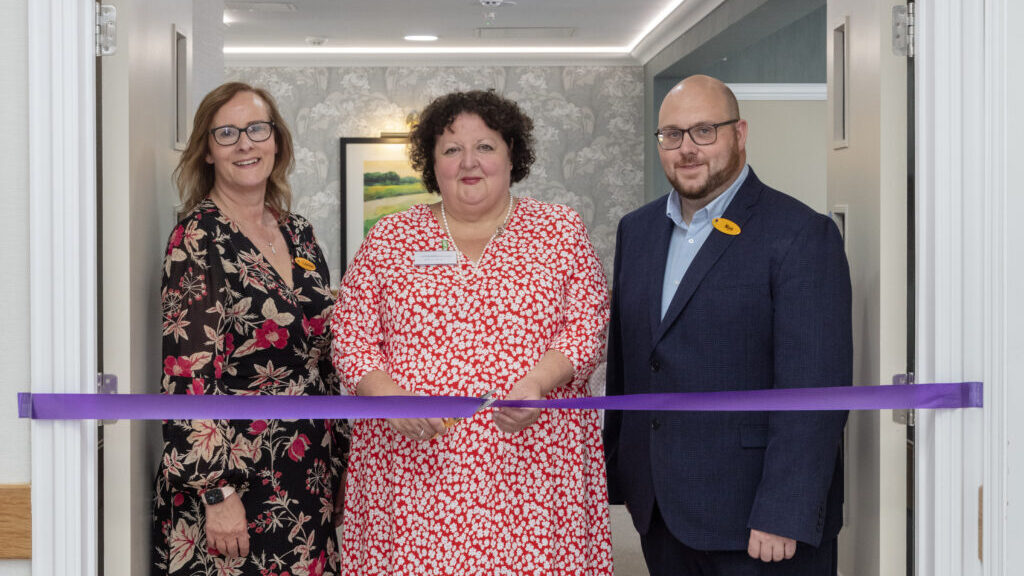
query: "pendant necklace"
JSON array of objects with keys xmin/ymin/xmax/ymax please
[{"xmin": 217, "ymin": 198, "xmax": 277, "ymax": 255}]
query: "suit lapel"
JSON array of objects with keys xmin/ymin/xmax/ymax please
[
  {"xmin": 654, "ymin": 173, "xmax": 764, "ymax": 345},
  {"xmin": 645, "ymin": 212, "xmax": 675, "ymax": 343}
]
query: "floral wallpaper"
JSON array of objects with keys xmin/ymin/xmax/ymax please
[{"xmin": 225, "ymin": 66, "xmax": 645, "ymax": 287}]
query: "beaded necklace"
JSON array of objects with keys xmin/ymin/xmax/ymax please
[{"xmin": 440, "ymin": 192, "xmax": 514, "ymax": 263}]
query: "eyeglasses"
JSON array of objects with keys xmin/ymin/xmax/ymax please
[
  {"xmin": 655, "ymin": 119, "xmax": 739, "ymax": 150},
  {"xmin": 209, "ymin": 121, "xmax": 275, "ymax": 146}
]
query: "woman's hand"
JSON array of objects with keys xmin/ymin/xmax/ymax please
[
  {"xmin": 387, "ymin": 416, "xmax": 448, "ymax": 441},
  {"xmin": 204, "ymin": 492, "xmax": 249, "ymax": 558},
  {"xmin": 333, "ymin": 470, "xmax": 346, "ymax": 527},
  {"xmin": 492, "ymin": 350, "xmax": 574, "ymax": 434},
  {"xmin": 356, "ymin": 370, "xmax": 448, "ymax": 441},
  {"xmin": 492, "ymin": 377, "xmax": 544, "ymax": 434}
]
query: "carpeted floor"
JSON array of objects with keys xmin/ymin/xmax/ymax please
[{"xmin": 610, "ymin": 504, "xmax": 649, "ymax": 575}]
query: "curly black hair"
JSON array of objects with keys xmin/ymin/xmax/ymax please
[{"xmin": 408, "ymin": 90, "xmax": 536, "ymax": 194}]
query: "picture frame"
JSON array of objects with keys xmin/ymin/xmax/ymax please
[
  {"xmin": 172, "ymin": 23, "xmax": 190, "ymax": 151},
  {"xmin": 339, "ymin": 137, "xmax": 432, "ymax": 268}
]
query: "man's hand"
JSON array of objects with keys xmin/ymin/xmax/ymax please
[
  {"xmin": 747, "ymin": 528, "xmax": 796, "ymax": 562},
  {"xmin": 205, "ymin": 492, "xmax": 250, "ymax": 558}
]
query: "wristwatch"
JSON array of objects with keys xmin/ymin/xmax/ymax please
[{"xmin": 202, "ymin": 486, "xmax": 235, "ymax": 506}]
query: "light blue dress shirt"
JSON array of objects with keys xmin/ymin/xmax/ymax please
[{"xmin": 661, "ymin": 164, "xmax": 750, "ymax": 318}]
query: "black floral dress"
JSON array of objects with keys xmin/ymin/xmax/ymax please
[{"xmin": 152, "ymin": 199, "xmax": 349, "ymax": 576}]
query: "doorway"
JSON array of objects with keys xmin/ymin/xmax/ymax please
[{"xmin": 27, "ymin": 2, "xmax": 1008, "ymax": 576}]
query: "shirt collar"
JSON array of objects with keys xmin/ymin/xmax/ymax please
[{"xmin": 666, "ymin": 164, "xmax": 750, "ymax": 229}]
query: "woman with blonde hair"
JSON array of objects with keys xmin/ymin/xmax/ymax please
[{"xmin": 152, "ymin": 82, "xmax": 348, "ymax": 575}]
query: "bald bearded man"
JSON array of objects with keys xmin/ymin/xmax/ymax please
[{"xmin": 604, "ymin": 75, "xmax": 852, "ymax": 576}]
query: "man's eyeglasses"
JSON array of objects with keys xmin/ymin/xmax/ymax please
[
  {"xmin": 655, "ymin": 119, "xmax": 739, "ymax": 150},
  {"xmin": 210, "ymin": 121, "xmax": 275, "ymax": 146}
]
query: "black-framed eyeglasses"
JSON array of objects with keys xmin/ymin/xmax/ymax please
[
  {"xmin": 655, "ymin": 119, "xmax": 739, "ymax": 150},
  {"xmin": 209, "ymin": 121, "xmax": 275, "ymax": 146}
]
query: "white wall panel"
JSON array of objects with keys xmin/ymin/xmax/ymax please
[{"xmin": 741, "ymin": 99, "xmax": 827, "ymax": 213}]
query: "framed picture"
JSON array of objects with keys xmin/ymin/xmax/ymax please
[
  {"xmin": 339, "ymin": 137, "xmax": 433, "ymax": 267},
  {"xmin": 172, "ymin": 23, "xmax": 191, "ymax": 151}
]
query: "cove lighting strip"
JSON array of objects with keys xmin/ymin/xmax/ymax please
[{"xmin": 224, "ymin": 0, "xmax": 686, "ymax": 56}]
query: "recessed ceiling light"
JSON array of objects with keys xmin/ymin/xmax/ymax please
[{"xmin": 404, "ymin": 35, "xmax": 438, "ymax": 42}]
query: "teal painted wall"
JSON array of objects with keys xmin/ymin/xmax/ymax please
[{"xmin": 644, "ymin": 0, "xmax": 826, "ymax": 200}]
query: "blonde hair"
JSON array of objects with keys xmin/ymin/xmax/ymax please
[{"xmin": 174, "ymin": 82, "xmax": 294, "ymax": 219}]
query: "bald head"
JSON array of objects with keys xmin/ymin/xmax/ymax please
[
  {"xmin": 664, "ymin": 75, "xmax": 740, "ymax": 120},
  {"xmin": 656, "ymin": 74, "xmax": 747, "ymax": 218}
]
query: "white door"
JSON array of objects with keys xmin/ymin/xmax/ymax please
[
  {"xmin": 99, "ymin": 1, "xmax": 195, "ymax": 574},
  {"xmin": 826, "ymin": 1, "xmax": 911, "ymax": 575}
]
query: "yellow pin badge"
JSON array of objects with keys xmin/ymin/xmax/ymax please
[
  {"xmin": 294, "ymin": 257, "xmax": 317, "ymax": 271},
  {"xmin": 712, "ymin": 217, "xmax": 741, "ymax": 236}
]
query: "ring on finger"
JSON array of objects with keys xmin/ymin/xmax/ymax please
[{"xmin": 418, "ymin": 429, "xmax": 425, "ymax": 439}]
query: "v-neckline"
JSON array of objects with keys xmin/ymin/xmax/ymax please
[
  {"xmin": 207, "ymin": 199, "xmax": 296, "ymax": 290},
  {"xmin": 425, "ymin": 197, "xmax": 520, "ymax": 268}
]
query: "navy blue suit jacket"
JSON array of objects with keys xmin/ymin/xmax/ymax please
[{"xmin": 603, "ymin": 169, "xmax": 851, "ymax": 551}]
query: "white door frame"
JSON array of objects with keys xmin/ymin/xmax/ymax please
[
  {"xmin": 914, "ymin": 1, "xmax": 1009, "ymax": 575},
  {"xmin": 26, "ymin": 1, "xmax": 1014, "ymax": 575},
  {"xmin": 27, "ymin": 1, "xmax": 98, "ymax": 575}
]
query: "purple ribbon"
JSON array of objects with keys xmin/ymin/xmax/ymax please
[{"xmin": 17, "ymin": 382, "xmax": 982, "ymax": 421}]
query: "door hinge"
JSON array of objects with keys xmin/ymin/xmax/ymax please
[
  {"xmin": 96, "ymin": 4, "xmax": 117, "ymax": 57},
  {"xmin": 893, "ymin": 3, "xmax": 915, "ymax": 58},
  {"xmin": 97, "ymin": 372, "xmax": 118, "ymax": 425},
  {"xmin": 892, "ymin": 372, "xmax": 915, "ymax": 426}
]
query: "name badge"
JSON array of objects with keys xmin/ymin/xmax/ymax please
[
  {"xmin": 712, "ymin": 217, "xmax": 741, "ymax": 236},
  {"xmin": 413, "ymin": 250, "xmax": 458, "ymax": 266},
  {"xmin": 294, "ymin": 257, "xmax": 317, "ymax": 271}
]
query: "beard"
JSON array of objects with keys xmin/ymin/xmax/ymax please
[{"xmin": 669, "ymin": 147, "xmax": 744, "ymax": 202}]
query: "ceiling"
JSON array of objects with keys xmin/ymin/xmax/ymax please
[{"xmin": 221, "ymin": 0, "xmax": 720, "ymax": 64}]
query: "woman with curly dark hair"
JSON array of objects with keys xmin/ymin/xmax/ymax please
[{"xmin": 331, "ymin": 90, "xmax": 614, "ymax": 574}]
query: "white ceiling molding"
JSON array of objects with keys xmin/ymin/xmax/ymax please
[
  {"xmin": 727, "ymin": 83, "xmax": 827, "ymax": 100},
  {"xmin": 223, "ymin": 0, "xmax": 725, "ymax": 67},
  {"xmin": 223, "ymin": 51, "xmax": 639, "ymax": 68},
  {"xmin": 631, "ymin": 0, "xmax": 727, "ymax": 64}
]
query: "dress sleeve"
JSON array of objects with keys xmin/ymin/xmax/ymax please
[
  {"xmin": 331, "ymin": 226, "xmax": 387, "ymax": 394},
  {"xmin": 300, "ymin": 220, "xmax": 352, "ymax": 478},
  {"xmin": 547, "ymin": 209, "xmax": 611, "ymax": 386},
  {"xmin": 157, "ymin": 218, "xmax": 249, "ymax": 494}
]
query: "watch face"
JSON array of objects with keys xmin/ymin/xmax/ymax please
[{"xmin": 203, "ymin": 488, "xmax": 224, "ymax": 505}]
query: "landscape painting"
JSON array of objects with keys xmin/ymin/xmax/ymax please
[
  {"xmin": 340, "ymin": 137, "xmax": 434, "ymax": 267},
  {"xmin": 361, "ymin": 160, "xmax": 432, "ymax": 234}
]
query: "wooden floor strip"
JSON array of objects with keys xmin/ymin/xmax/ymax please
[{"xmin": 0, "ymin": 484, "xmax": 31, "ymax": 559}]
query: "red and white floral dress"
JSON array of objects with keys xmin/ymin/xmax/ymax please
[{"xmin": 331, "ymin": 198, "xmax": 613, "ymax": 575}]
